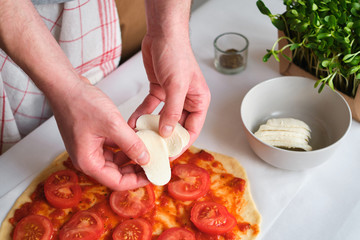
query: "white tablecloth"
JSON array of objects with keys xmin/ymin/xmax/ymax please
[{"xmin": 1, "ymin": 0, "xmax": 360, "ymax": 239}]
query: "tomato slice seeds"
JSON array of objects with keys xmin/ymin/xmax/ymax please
[
  {"xmin": 44, "ymin": 169, "xmax": 82, "ymax": 209},
  {"xmin": 110, "ymin": 184, "xmax": 155, "ymax": 218},
  {"xmin": 112, "ymin": 218, "xmax": 152, "ymax": 240},
  {"xmin": 168, "ymin": 164, "xmax": 210, "ymax": 201},
  {"xmin": 190, "ymin": 201, "xmax": 237, "ymax": 235},
  {"xmin": 13, "ymin": 215, "xmax": 54, "ymax": 240},
  {"xmin": 59, "ymin": 210, "xmax": 104, "ymax": 240},
  {"xmin": 158, "ymin": 227, "xmax": 195, "ymax": 240}
]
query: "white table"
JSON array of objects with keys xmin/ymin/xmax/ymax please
[{"xmin": 1, "ymin": 0, "xmax": 360, "ymax": 239}]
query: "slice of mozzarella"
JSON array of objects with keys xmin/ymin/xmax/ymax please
[
  {"xmin": 136, "ymin": 114, "xmax": 190, "ymax": 157},
  {"xmin": 265, "ymin": 118, "xmax": 311, "ymax": 132},
  {"xmin": 254, "ymin": 118, "xmax": 312, "ymax": 151},
  {"xmin": 254, "ymin": 131, "xmax": 312, "ymax": 151},
  {"xmin": 257, "ymin": 124, "xmax": 311, "ymax": 138},
  {"xmin": 136, "ymin": 130, "xmax": 171, "ymax": 186}
]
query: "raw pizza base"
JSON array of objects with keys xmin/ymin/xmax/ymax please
[
  {"xmin": 0, "ymin": 152, "xmax": 68, "ymax": 240},
  {"xmin": 0, "ymin": 146, "xmax": 261, "ymax": 239},
  {"xmin": 200, "ymin": 147, "xmax": 261, "ymax": 239}
]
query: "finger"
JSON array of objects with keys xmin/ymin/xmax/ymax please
[
  {"xmin": 119, "ymin": 164, "xmax": 142, "ymax": 175},
  {"xmin": 128, "ymin": 94, "xmax": 162, "ymax": 128},
  {"xmin": 104, "ymin": 160, "xmax": 118, "ymax": 169},
  {"xmin": 181, "ymin": 82, "xmax": 211, "ymax": 145},
  {"xmin": 184, "ymin": 111, "xmax": 207, "ymax": 146},
  {"xmin": 106, "ymin": 115, "xmax": 149, "ymax": 166},
  {"xmin": 179, "ymin": 110, "xmax": 189, "ymax": 126},
  {"xmin": 91, "ymin": 164, "xmax": 149, "ymax": 191},
  {"xmin": 168, "ymin": 112, "xmax": 205, "ymax": 163},
  {"xmin": 117, "ymin": 171, "xmax": 149, "ymax": 191},
  {"xmin": 104, "ymin": 138, "xmax": 118, "ymax": 148},
  {"xmin": 103, "ymin": 148, "xmax": 115, "ymax": 161},
  {"xmin": 113, "ymin": 151, "xmax": 133, "ymax": 166},
  {"xmin": 159, "ymin": 82, "xmax": 187, "ymax": 138}
]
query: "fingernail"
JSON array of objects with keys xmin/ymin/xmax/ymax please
[
  {"xmin": 161, "ymin": 125, "xmax": 174, "ymax": 138},
  {"xmin": 137, "ymin": 151, "xmax": 149, "ymax": 165}
]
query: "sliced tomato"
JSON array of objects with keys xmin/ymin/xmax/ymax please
[
  {"xmin": 44, "ymin": 169, "xmax": 82, "ymax": 209},
  {"xmin": 168, "ymin": 164, "xmax": 210, "ymax": 201},
  {"xmin": 195, "ymin": 232, "xmax": 220, "ymax": 240},
  {"xmin": 110, "ymin": 184, "xmax": 155, "ymax": 218},
  {"xmin": 59, "ymin": 210, "xmax": 104, "ymax": 240},
  {"xmin": 13, "ymin": 215, "xmax": 53, "ymax": 240},
  {"xmin": 158, "ymin": 227, "xmax": 195, "ymax": 240},
  {"xmin": 112, "ymin": 218, "xmax": 152, "ymax": 240},
  {"xmin": 190, "ymin": 201, "xmax": 237, "ymax": 235}
]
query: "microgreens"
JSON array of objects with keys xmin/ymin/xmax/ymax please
[{"xmin": 257, "ymin": 0, "xmax": 360, "ymax": 97}]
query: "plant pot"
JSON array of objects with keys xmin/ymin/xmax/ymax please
[{"xmin": 277, "ymin": 30, "xmax": 360, "ymax": 122}]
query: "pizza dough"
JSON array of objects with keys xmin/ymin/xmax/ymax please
[
  {"xmin": 0, "ymin": 152, "xmax": 68, "ymax": 240},
  {"xmin": 0, "ymin": 147, "xmax": 261, "ymax": 240},
  {"xmin": 203, "ymin": 147, "xmax": 261, "ymax": 233}
]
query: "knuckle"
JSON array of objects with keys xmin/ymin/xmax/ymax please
[
  {"xmin": 162, "ymin": 112, "xmax": 182, "ymax": 123},
  {"xmin": 124, "ymin": 139, "xmax": 145, "ymax": 160},
  {"xmin": 76, "ymin": 157, "xmax": 99, "ymax": 176},
  {"xmin": 106, "ymin": 115, "xmax": 123, "ymax": 132},
  {"xmin": 163, "ymin": 77, "xmax": 187, "ymax": 91}
]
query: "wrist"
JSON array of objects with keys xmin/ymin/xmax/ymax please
[{"xmin": 144, "ymin": 0, "xmax": 191, "ymax": 38}]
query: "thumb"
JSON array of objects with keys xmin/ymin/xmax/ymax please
[{"xmin": 108, "ymin": 119, "xmax": 149, "ymax": 166}]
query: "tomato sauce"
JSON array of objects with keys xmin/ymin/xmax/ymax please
[
  {"xmin": 151, "ymin": 150, "xmax": 258, "ymax": 239},
  {"xmin": 10, "ymin": 202, "xmax": 31, "ymax": 225},
  {"xmin": 9, "ymin": 150, "xmax": 259, "ymax": 240}
]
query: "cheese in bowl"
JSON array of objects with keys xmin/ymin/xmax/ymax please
[
  {"xmin": 254, "ymin": 118, "xmax": 312, "ymax": 151},
  {"xmin": 240, "ymin": 76, "xmax": 351, "ymax": 170}
]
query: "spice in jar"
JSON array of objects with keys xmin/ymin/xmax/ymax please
[{"xmin": 219, "ymin": 49, "xmax": 244, "ymax": 69}]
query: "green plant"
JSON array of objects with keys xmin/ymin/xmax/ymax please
[{"xmin": 257, "ymin": 0, "xmax": 360, "ymax": 97}]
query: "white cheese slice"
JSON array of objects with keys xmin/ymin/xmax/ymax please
[
  {"xmin": 257, "ymin": 125, "xmax": 311, "ymax": 138},
  {"xmin": 265, "ymin": 118, "xmax": 311, "ymax": 131},
  {"xmin": 254, "ymin": 131, "xmax": 312, "ymax": 151},
  {"xmin": 261, "ymin": 140, "xmax": 312, "ymax": 151},
  {"xmin": 136, "ymin": 130, "xmax": 171, "ymax": 186},
  {"xmin": 254, "ymin": 129, "xmax": 310, "ymax": 142},
  {"xmin": 136, "ymin": 114, "xmax": 190, "ymax": 157},
  {"xmin": 254, "ymin": 118, "xmax": 312, "ymax": 151},
  {"xmin": 134, "ymin": 114, "xmax": 191, "ymax": 185}
]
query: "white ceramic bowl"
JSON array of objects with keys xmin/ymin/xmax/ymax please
[{"xmin": 240, "ymin": 76, "xmax": 352, "ymax": 170}]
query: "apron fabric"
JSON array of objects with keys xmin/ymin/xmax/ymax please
[
  {"xmin": 0, "ymin": 0, "xmax": 121, "ymax": 153},
  {"xmin": 31, "ymin": 0, "xmax": 74, "ymax": 4}
]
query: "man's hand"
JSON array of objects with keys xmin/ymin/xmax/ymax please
[
  {"xmin": 129, "ymin": 35, "xmax": 210, "ymax": 148},
  {"xmin": 1, "ymin": 0, "xmax": 151, "ymax": 191},
  {"xmin": 51, "ymin": 79, "xmax": 151, "ymax": 191},
  {"xmin": 128, "ymin": 0, "xmax": 211, "ymax": 150}
]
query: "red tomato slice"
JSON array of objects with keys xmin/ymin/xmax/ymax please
[
  {"xmin": 44, "ymin": 169, "xmax": 82, "ymax": 209},
  {"xmin": 59, "ymin": 210, "xmax": 104, "ymax": 240},
  {"xmin": 112, "ymin": 218, "xmax": 152, "ymax": 240},
  {"xmin": 190, "ymin": 201, "xmax": 237, "ymax": 235},
  {"xmin": 195, "ymin": 232, "xmax": 220, "ymax": 240},
  {"xmin": 110, "ymin": 185, "xmax": 155, "ymax": 218},
  {"xmin": 168, "ymin": 164, "xmax": 210, "ymax": 201},
  {"xmin": 158, "ymin": 227, "xmax": 195, "ymax": 240},
  {"xmin": 13, "ymin": 215, "xmax": 53, "ymax": 240}
]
